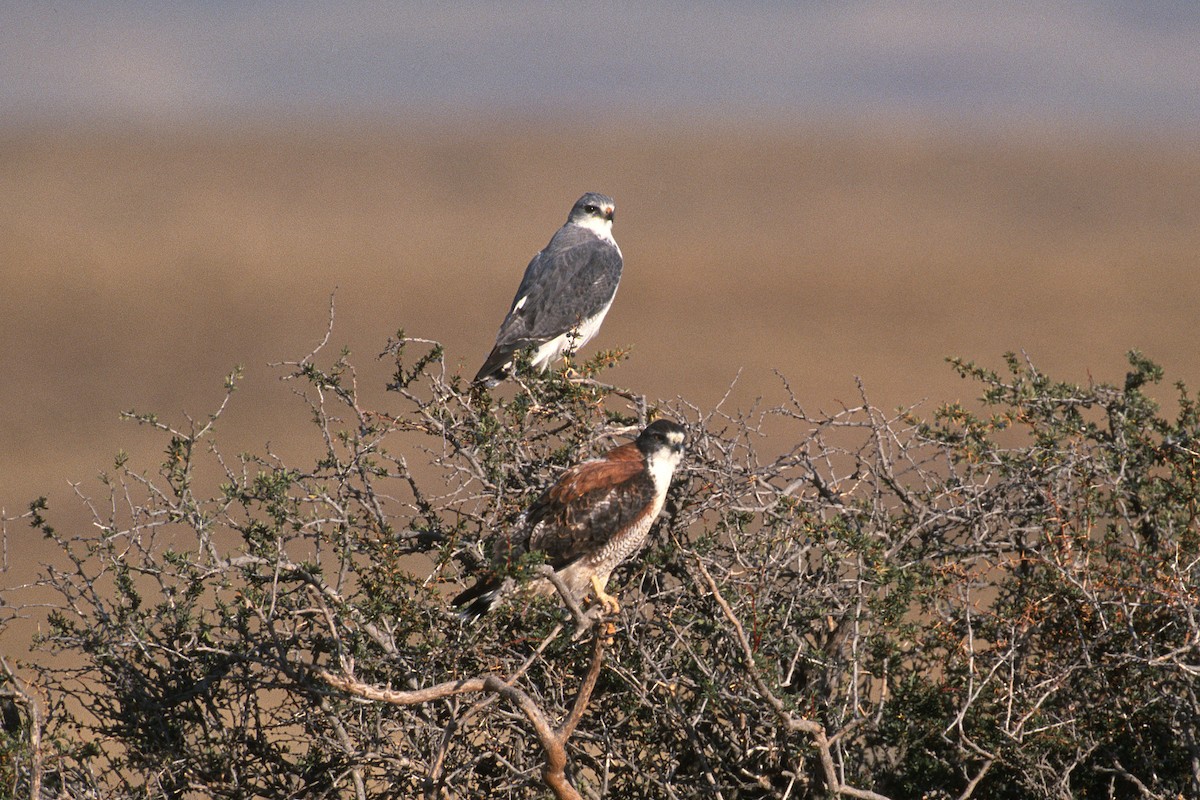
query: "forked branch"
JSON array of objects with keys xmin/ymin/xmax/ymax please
[{"xmin": 318, "ymin": 626, "xmax": 609, "ymax": 800}]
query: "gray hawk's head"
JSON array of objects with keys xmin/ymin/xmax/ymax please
[{"xmin": 567, "ymin": 192, "xmax": 616, "ymax": 237}]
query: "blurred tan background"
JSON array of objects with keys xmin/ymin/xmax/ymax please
[
  {"xmin": 2, "ymin": 2, "xmax": 1199, "ymax": 592},
  {"xmin": 4, "ymin": 118, "xmax": 1199, "ymax": 520}
]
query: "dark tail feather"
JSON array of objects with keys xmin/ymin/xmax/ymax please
[
  {"xmin": 453, "ymin": 580, "xmax": 500, "ymax": 621},
  {"xmin": 472, "ymin": 347, "xmax": 511, "ymax": 387}
]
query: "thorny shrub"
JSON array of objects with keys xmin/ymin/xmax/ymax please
[{"xmin": 1, "ymin": 327, "xmax": 1198, "ymax": 800}]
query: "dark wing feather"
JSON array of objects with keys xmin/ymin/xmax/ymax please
[{"xmin": 523, "ymin": 443, "xmax": 654, "ymax": 569}]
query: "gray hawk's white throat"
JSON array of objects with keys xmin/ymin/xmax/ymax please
[
  {"xmin": 454, "ymin": 419, "xmax": 686, "ymax": 620},
  {"xmin": 473, "ymin": 192, "xmax": 623, "ymax": 386}
]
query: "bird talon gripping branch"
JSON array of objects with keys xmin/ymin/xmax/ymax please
[{"xmin": 591, "ymin": 574, "xmax": 621, "ymax": 615}]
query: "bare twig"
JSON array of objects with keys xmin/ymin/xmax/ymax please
[{"xmin": 695, "ymin": 558, "xmax": 892, "ymax": 800}]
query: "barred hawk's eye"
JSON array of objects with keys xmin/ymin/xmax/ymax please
[{"xmin": 584, "ymin": 205, "xmax": 598, "ymax": 214}]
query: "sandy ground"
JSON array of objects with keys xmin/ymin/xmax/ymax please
[{"xmin": 2, "ymin": 116, "xmax": 1199, "ymax": 592}]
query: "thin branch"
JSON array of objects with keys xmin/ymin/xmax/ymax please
[
  {"xmin": 695, "ymin": 558, "xmax": 892, "ymax": 800},
  {"xmin": 559, "ymin": 628, "xmax": 607, "ymax": 741},
  {"xmin": 1, "ymin": 656, "xmax": 43, "ymax": 800}
]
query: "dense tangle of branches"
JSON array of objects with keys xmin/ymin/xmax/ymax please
[{"xmin": 2, "ymin": 316, "xmax": 1199, "ymax": 799}]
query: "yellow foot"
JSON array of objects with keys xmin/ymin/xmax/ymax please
[{"xmin": 590, "ymin": 575, "xmax": 620, "ymax": 615}]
